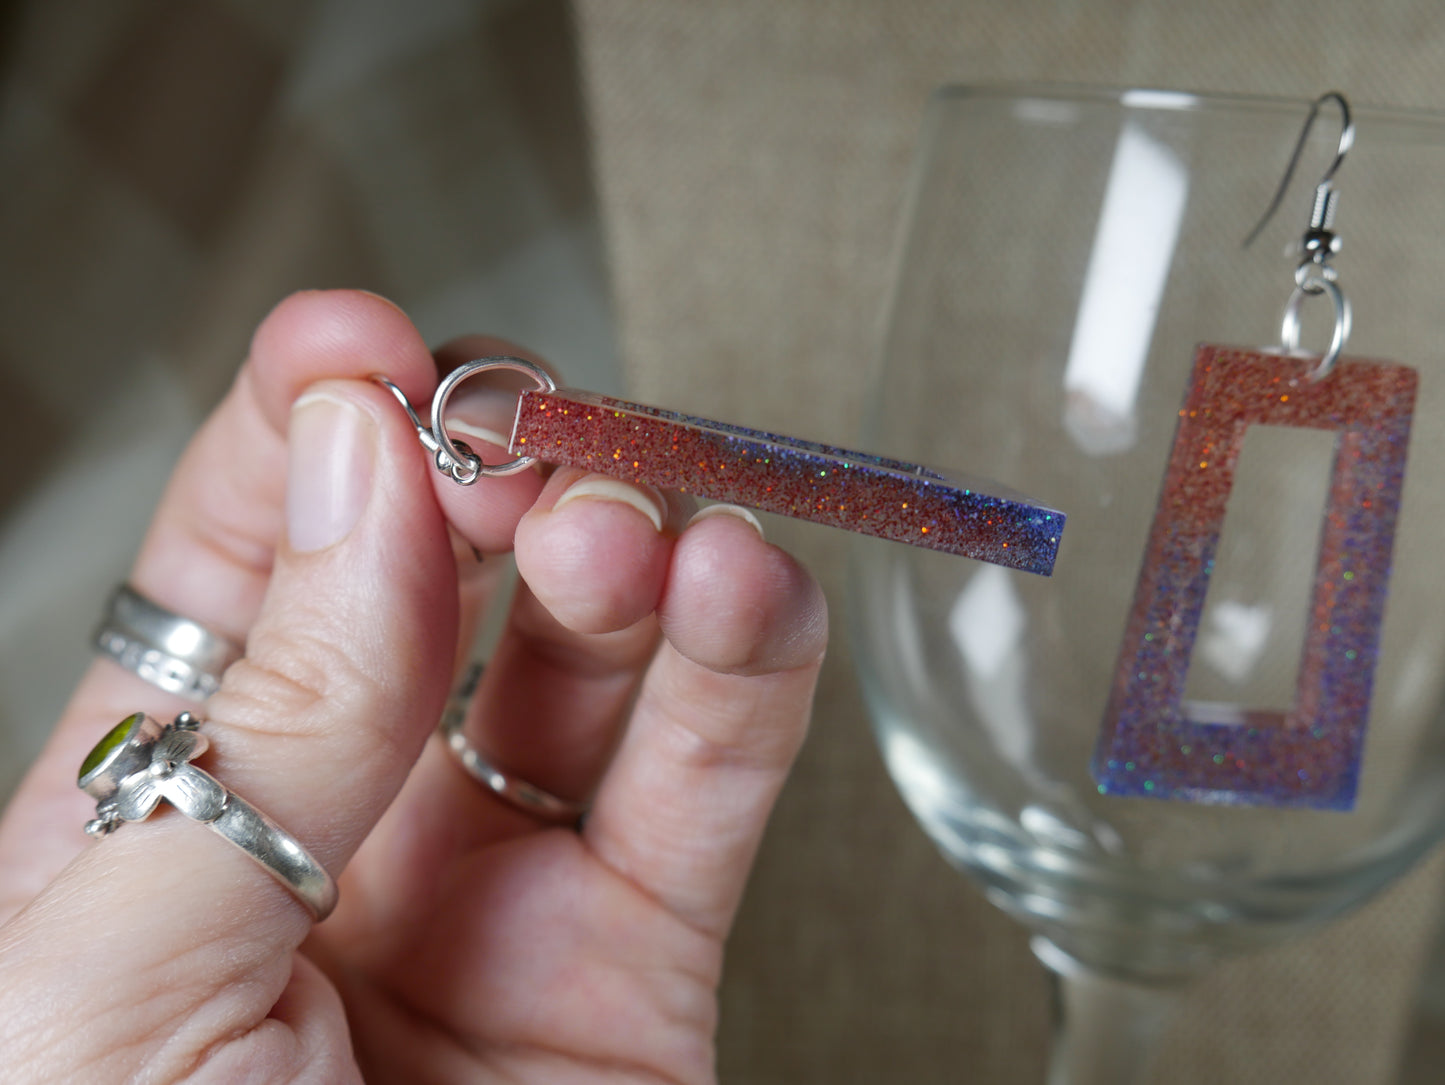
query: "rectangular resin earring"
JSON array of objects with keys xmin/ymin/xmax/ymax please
[
  {"xmin": 1091, "ymin": 93, "xmax": 1418, "ymax": 810},
  {"xmin": 379, "ymin": 367, "xmax": 1066, "ymax": 576}
]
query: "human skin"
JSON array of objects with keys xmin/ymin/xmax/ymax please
[{"xmin": 0, "ymin": 290, "xmax": 828, "ymax": 1083}]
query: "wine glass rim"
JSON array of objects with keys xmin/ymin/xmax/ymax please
[{"xmin": 931, "ymin": 81, "xmax": 1445, "ymax": 132}]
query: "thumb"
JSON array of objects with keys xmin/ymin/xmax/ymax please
[{"xmin": 0, "ymin": 379, "xmax": 456, "ymax": 1077}]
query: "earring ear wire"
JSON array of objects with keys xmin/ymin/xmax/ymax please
[
  {"xmin": 1242, "ymin": 90, "xmax": 1354, "ymax": 253},
  {"xmin": 1241, "ymin": 92, "xmax": 1356, "ymax": 377}
]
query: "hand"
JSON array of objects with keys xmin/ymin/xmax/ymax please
[{"xmin": 0, "ymin": 290, "xmax": 827, "ymax": 1083}]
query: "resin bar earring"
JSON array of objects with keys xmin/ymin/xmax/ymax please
[
  {"xmin": 1092, "ymin": 92, "xmax": 1417, "ymax": 810},
  {"xmin": 378, "ymin": 362, "xmax": 1066, "ymax": 576}
]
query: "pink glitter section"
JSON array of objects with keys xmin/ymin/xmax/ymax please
[
  {"xmin": 510, "ymin": 388, "xmax": 1065, "ymax": 574},
  {"xmin": 1093, "ymin": 345, "xmax": 1417, "ymax": 810}
]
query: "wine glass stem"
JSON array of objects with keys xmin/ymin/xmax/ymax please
[{"xmin": 1038, "ymin": 941, "xmax": 1185, "ymax": 1085}]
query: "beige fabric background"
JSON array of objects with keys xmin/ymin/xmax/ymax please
[{"xmin": 2, "ymin": 1, "xmax": 1445, "ymax": 1082}]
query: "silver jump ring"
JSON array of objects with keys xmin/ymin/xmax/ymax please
[
  {"xmin": 439, "ymin": 664, "xmax": 588, "ymax": 824},
  {"xmin": 78, "ymin": 712, "xmax": 338, "ymax": 921},
  {"xmin": 1280, "ymin": 275, "xmax": 1352, "ymax": 379},
  {"xmin": 430, "ymin": 358, "xmax": 557, "ymax": 485},
  {"xmin": 94, "ymin": 586, "xmax": 243, "ymax": 701}
]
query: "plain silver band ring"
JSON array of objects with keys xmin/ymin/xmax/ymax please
[
  {"xmin": 440, "ymin": 665, "xmax": 588, "ymax": 824},
  {"xmin": 186, "ymin": 766, "xmax": 338, "ymax": 920},
  {"xmin": 143, "ymin": 763, "xmax": 339, "ymax": 920},
  {"xmin": 94, "ymin": 585, "xmax": 243, "ymax": 701}
]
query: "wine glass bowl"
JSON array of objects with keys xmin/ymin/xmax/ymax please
[{"xmin": 847, "ymin": 86, "xmax": 1445, "ymax": 1075}]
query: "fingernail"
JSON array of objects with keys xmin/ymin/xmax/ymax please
[
  {"xmin": 356, "ymin": 289, "xmax": 408, "ymax": 317},
  {"xmin": 688, "ymin": 503, "xmax": 765, "ymax": 539},
  {"xmin": 446, "ymin": 387, "xmax": 538, "ymax": 469},
  {"xmin": 287, "ymin": 392, "xmax": 377, "ymax": 552},
  {"xmin": 447, "ymin": 419, "xmax": 513, "ymax": 451},
  {"xmin": 554, "ymin": 477, "xmax": 666, "ymax": 531}
]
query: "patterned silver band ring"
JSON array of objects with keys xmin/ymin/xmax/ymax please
[{"xmin": 94, "ymin": 585, "xmax": 243, "ymax": 701}]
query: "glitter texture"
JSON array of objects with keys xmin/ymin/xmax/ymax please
[
  {"xmin": 510, "ymin": 388, "xmax": 1065, "ymax": 574},
  {"xmin": 1092, "ymin": 345, "xmax": 1416, "ymax": 810}
]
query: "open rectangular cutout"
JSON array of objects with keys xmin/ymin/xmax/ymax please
[{"xmin": 1181, "ymin": 423, "xmax": 1337, "ymax": 714}]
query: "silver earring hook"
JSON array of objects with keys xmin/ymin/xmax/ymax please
[
  {"xmin": 1244, "ymin": 91, "xmax": 1355, "ymax": 379},
  {"xmin": 1243, "ymin": 90, "xmax": 1354, "ymax": 252},
  {"xmin": 372, "ymin": 375, "xmax": 479, "ymax": 483}
]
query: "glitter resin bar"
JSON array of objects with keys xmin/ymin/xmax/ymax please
[
  {"xmin": 1092, "ymin": 344, "xmax": 1416, "ymax": 810},
  {"xmin": 510, "ymin": 388, "xmax": 1065, "ymax": 575}
]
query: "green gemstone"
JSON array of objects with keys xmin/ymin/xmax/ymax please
[{"xmin": 79, "ymin": 713, "xmax": 142, "ymax": 784}]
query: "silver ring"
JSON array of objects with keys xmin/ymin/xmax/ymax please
[
  {"xmin": 94, "ymin": 586, "xmax": 242, "ymax": 701},
  {"xmin": 429, "ymin": 358, "xmax": 557, "ymax": 485},
  {"xmin": 1280, "ymin": 274, "xmax": 1352, "ymax": 379},
  {"xmin": 440, "ymin": 664, "xmax": 588, "ymax": 824},
  {"xmin": 78, "ymin": 712, "xmax": 338, "ymax": 921}
]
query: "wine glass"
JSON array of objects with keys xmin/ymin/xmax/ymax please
[{"xmin": 847, "ymin": 85, "xmax": 1445, "ymax": 1082}]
